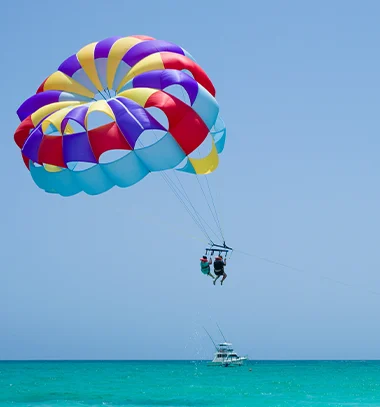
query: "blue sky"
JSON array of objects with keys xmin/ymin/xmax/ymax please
[{"xmin": 1, "ymin": 0, "xmax": 380, "ymax": 360}]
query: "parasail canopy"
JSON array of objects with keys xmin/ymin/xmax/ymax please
[{"xmin": 14, "ymin": 35, "xmax": 227, "ymax": 198}]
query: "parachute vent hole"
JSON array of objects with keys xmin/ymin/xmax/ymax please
[
  {"xmin": 135, "ymin": 129, "xmax": 167, "ymax": 150},
  {"xmin": 211, "ymin": 116, "xmax": 226, "ymax": 144},
  {"xmin": 62, "ymin": 119, "xmax": 86, "ymax": 135},
  {"xmin": 163, "ymin": 84, "xmax": 191, "ymax": 106},
  {"xmin": 86, "ymin": 110, "xmax": 114, "ymax": 131},
  {"xmin": 42, "ymin": 163, "xmax": 63, "ymax": 173},
  {"xmin": 99, "ymin": 149, "xmax": 131, "ymax": 164},
  {"xmin": 113, "ymin": 61, "xmax": 132, "ymax": 92},
  {"xmin": 67, "ymin": 162, "xmax": 97, "ymax": 172},
  {"xmin": 181, "ymin": 69, "xmax": 194, "ymax": 79},
  {"xmin": 175, "ymin": 156, "xmax": 189, "ymax": 171},
  {"xmin": 189, "ymin": 133, "xmax": 214, "ymax": 159},
  {"xmin": 45, "ymin": 129, "xmax": 62, "ymax": 137},
  {"xmin": 145, "ymin": 107, "xmax": 169, "ymax": 129}
]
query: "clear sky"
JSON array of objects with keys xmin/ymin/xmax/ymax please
[{"xmin": 1, "ymin": 0, "xmax": 380, "ymax": 360}]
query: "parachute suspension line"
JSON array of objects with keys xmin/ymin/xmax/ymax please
[
  {"xmin": 171, "ymin": 170, "xmax": 221, "ymax": 243},
  {"xmin": 133, "ymin": 102, "xmax": 225, "ymax": 248},
  {"xmin": 114, "ymin": 201, "xmax": 207, "ymax": 246},
  {"xmin": 179, "ymin": 82, "xmax": 226, "ymax": 244},
  {"xmin": 164, "ymin": 82, "xmax": 224, "ymax": 244},
  {"xmin": 192, "ymin": 145, "xmax": 225, "ymax": 245},
  {"xmin": 158, "ymin": 171, "xmax": 214, "ymax": 243},
  {"xmin": 194, "ymin": 174, "xmax": 224, "ymax": 244},
  {"xmin": 136, "ymin": 125, "xmax": 221, "ymax": 245},
  {"xmin": 98, "ymin": 90, "xmax": 108, "ymax": 101},
  {"xmin": 132, "ymin": 130, "xmax": 212, "ymax": 244},
  {"xmin": 203, "ymin": 173, "xmax": 225, "ymax": 243}
]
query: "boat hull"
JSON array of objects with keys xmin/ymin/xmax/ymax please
[{"xmin": 207, "ymin": 357, "xmax": 248, "ymax": 367}]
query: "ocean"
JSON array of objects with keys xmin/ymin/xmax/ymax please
[{"xmin": 1, "ymin": 360, "xmax": 380, "ymax": 406}]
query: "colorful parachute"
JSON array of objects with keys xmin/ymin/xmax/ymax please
[{"xmin": 14, "ymin": 35, "xmax": 226, "ymax": 197}]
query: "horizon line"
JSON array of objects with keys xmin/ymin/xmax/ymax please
[{"xmin": 1, "ymin": 358, "xmax": 380, "ymax": 362}]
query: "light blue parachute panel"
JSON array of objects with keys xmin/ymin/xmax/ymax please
[
  {"xmin": 212, "ymin": 116, "xmax": 227, "ymax": 154},
  {"xmin": 72, "ymin": 69, "xmax": 99, "ymax": 94},
  {"xmin": 59, "ymin": 92, "xmax": 93, "ymax": 103},
  {"xmin": 135, "ymin": 132, "xmax": 186, "ymax": 172},
  {"xmin": 101, "ymin": 152, "xmax": 149, "ymax": 188},
  {"xmin": 29, "ymin": 163, "xmax": 82, "ymax": 196},
  {"xmin": 191, "ymin": 85, "xmax": 219, "ymax": 130},
  {"xmin": 95, "ymin": 58, "xmax": 108, "ymax": 90},
  {"xmin": 176, "ymin": 158, "xmax": 196, "ymax": 174},
  {"xmin": 73, "ymin": 165, "xmax": 114, "ymax": 196}
]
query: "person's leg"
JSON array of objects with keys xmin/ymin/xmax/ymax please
[
  {"xmin": 208, "ymin": 272, "xmax": 215, "ymax": 279},
  {"xmin": 221, "ymin": 272, "xmax": 227, "ymax": 285},
  {"xmin": 213, "ymin": 274, "xmax": 221, "ymax": 285}
]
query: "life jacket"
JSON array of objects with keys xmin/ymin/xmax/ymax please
[{"xmin": 214, "ymin": 259, "xmax": 224, "ymax": 271}]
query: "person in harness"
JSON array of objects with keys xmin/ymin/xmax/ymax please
[
  {"xmin": 200, "ymin": 255, "xmax": 215, "ymax": 280},
  {"xmin": 213, "ymin": 255, "xmax": 227, "ymax": 285}
]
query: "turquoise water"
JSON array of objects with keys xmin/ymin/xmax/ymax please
[{"xmin": 1, "ymin": 361, "xmax": 380, "ymax": 406}]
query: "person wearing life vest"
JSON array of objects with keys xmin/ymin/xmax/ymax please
[
  {"xmin": 213, "ymin": 255, "xmax": 227, "ymax": 285},
  {"xmin": 200, "ymin": 255, "xmax": 215, "ymax": 280}
]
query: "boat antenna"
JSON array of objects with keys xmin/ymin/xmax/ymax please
[
  {"xmin": 216, "ymin": 322, "xmax": 228, "ymax": 342},
  {"xmin": 203, "ymin": 326, "xmax": 218, "ymax": 351}
]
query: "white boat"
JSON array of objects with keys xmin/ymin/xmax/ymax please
[{"xmin": 207, "ymin": 341, "xmax": 248, "ymax": 367}]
